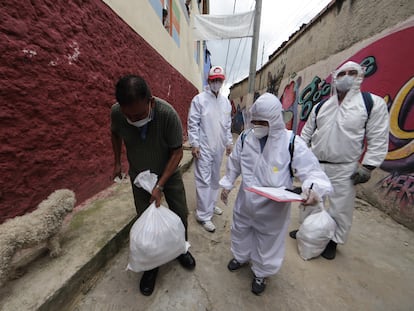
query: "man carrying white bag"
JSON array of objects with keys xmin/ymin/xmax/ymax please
[{"xmin": 111, "ymin": 76, "xmax": 195, "ymax": 297}]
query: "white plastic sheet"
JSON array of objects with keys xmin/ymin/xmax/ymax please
[{"xmin": 193, "ymin": 11, "xmax": 254, "ymax": 40}]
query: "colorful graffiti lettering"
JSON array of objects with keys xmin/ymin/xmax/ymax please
[
  {"xmin": 280, "ymin": 78, "xmax": 301, "ymax": 132},
  {"xmin": 379, "ymin": 173, "xmax": 414, "ymax": 212},
  {"xmin": 298, "ymin": 76, "xmax": 331, "ymax": 121},
  {"xmin": 382, "ymin": 77, "xmax": 414, "ymax": 173},
  {"xmin": 360, "ymin": 56, "xmax": 377, "ymax": 77}
]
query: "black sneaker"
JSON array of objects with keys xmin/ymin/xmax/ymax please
[
  {"xmin": 251, "ymin": 276, "xmax": 266, "ymax": 295},
  {"xmin": 177, "ymin": 251, "xmax": 196, "ymax": 270},
  {"xmin": 139, "ymin": 267, "xmax": 159, "ymax": 296},
  {"xmin": 321, "ymin": 240, "xmax": 337, "ymax": 260},
  {"xmin": 289, "ymin": 230, "xmax": 298, "ymax": 239},
  {"xmin": 227, "ymin": 258, "xmax": 244, "ymax": 271}
]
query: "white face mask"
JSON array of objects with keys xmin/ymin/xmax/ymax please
[
  {"xmin": 126, "ymin": 107, "xmax": 152, "ymax": 128},
  {"xmin": 210, "ymin": 81, "xmax": 223, "ymax": 93},
  {"xmin": 336, "ymin": 75, "xmax": 355, "ymax": 92},
  {"xmin": 253, "ymin": 125, "xmax": 269, "ymax": 139}
]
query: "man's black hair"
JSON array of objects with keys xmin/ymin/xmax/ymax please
[{"xmin": 115, "ymin": 75, "xmax": 152, "ymax": 106}]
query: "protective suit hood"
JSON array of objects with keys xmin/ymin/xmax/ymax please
[
  {"xmin": 204, "ymin": 84, "xmax": 212, "ymax": 93},
  {"xmin": 332, "ymin": 61, "xmax": 364, "ymax": 97},
  {"xmin": 250, "ymin": 93, "xmax": 285, "ymax": 138}
]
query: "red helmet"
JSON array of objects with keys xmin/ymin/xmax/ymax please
[{"xmin": 208, "ymin": 66, "xmax": 225, "ymax": 80}]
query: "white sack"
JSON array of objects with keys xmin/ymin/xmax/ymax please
[
  {"xmin": 297, "ymin": 204, "xmax": 337, "ymax": 260},
  {"xmin": 127, "ymin": 202, "xmax": 189, "ymax": 272},
  {"xmin": 127, "ymin": 170, "xmax": 188, "ymax": 272}
]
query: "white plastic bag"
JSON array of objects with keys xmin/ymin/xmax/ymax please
[
  {"xmin": 127, "ymin": 202, "xmax": 189, "ymax": 272},
  {"xmin": 296, "ymin": 203, "xmax": 337, "ymax": 260},
  {"xmin": 127, "ymin": 170, "xmax": 189, "ymax": 272},
  {"xmin": 133, "ymin": 169, "xmax": 158, "ymax": 192}
]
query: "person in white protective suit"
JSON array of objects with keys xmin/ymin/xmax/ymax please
[
  {"xmin": 219, "ymin": 93, "xmax": 332, "ymax": 295},
  {"xmin": 187, "ymin": 66, "xmax": 233, "ymax": 232},
  {"xmin": 290, "ymin": 61, "xmax": 389, "ymax": 260}
]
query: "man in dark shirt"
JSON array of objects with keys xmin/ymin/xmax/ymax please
[{"xmin": 111, "ymin": 75, "xmax": 195, "ymax": 296}]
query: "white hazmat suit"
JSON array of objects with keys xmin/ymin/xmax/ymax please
[
  {"xmin": 220, "ymin": 93, "xmax": 332, "ymax": 278},
  {"xmin": 301, "ymin": 61, "xmax": 389, "ymax": 244},
  {"xmin": 188, "ymin": 86, "xmax": 233, "ymax": 222}
]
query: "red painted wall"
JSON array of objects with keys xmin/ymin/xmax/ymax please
[{"xmin": 0, "ymin": 0, "xmax": 198, "ymax": 223}]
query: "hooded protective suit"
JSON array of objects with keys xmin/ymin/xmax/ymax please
[
  {"xmin": 220, "ymin": 93, "xmax": 332, "ymax": 278},
  {"xmin": 188, "ymin": 85, "xmax": 233, "ymax": 222},
  {"xmin": 301, "ymin": 61, "xmax": 389, "ymax": 244}
]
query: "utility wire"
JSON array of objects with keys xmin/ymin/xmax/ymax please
[
  {"xmin": 227, "ymin": 1, "xmax": 255, "ymax": 85},
  {"xmin": 230, "ymin": 36, "xmax": 250, "ymax": 84},
  {"xmin": 224, "ymin": 0, "xmax": 237, "ymax": 72},
  {"xmin": 225, "ymin": 0, "xmax": 329, "ymax": 87}
]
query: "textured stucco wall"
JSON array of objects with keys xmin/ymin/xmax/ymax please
[
  {"xmin": 0, "ymin": 0, "xmax": 198, "ymax": 222},
  {"xmin": 103, "ymin": 0, "xmax": 204, "ymax": 90}
]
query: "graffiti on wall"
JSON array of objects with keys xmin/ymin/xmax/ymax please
[
  {"xmin": 281, "ymin": 55, "xmax": 378, "ymax": 134},
  {"xmin": 231, "ymin": 26, "xmax": 413, "ymax": 213},
  {"xmin": 278, "ymin": 26, "xmax": 414, "ymax": 212},
  {"xmin": 267, "ymin": 65, "xmax": 286, "ymax": 95},
  {"xmin": 379, "ymin": 77, "xmax": 414, "ymax": 210}
]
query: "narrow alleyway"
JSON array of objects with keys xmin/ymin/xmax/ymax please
[{"xmin": 71, "ymin": 158, "xmax": 414, "ymax": 311}]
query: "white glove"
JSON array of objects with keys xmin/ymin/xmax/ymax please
[
  {"xmin": 221, "ymin": 189, "xmax": 230, "ymax": 205},
  {"xmin": 301, "ymin": 188, "xmax": 320, "ymax": 206}
]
